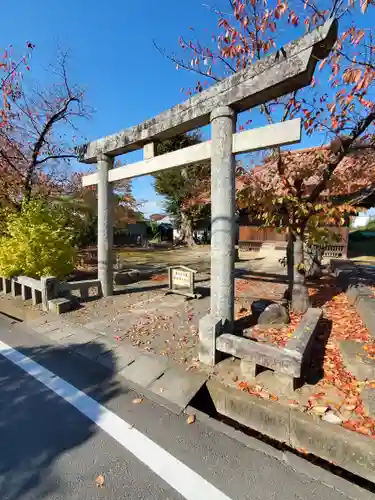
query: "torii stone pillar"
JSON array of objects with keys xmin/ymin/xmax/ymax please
[
  {"xmin": 97, "ymin": 153, "xmax": 114, "ymax": 297},
  {"xmin": 210, "ymin": 106, "xmax": 236, "ymax": 327}
]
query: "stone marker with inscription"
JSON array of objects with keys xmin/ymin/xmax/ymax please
[{"xmin": 167, "ymin": 265, "xmax": 198, "ymax": 299}]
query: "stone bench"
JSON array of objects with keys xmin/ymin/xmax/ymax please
[{"xmin": 216, "ymin": 308, "xmax": 322, "ymax": 389}]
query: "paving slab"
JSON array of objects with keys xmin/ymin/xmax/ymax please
[
  {"xmin": 84, "ymin": 319, "xmax": 113, "ymax": 333},
  {"xmin": 149, "ymin": 367, "xmax": 207, "ymax": 409},
  {"xmin": 339, "ymin": 340, "xmax": 375, "ymax": 381},
  {"xmin": 27, "ymin": 315, "xmax": 56, "ymax": 328},
  {"xmin": 110, "ymin": 311, "xmax": 144, "ymax": 321},
  {"xmin": 73, "ymin": 335, "xmax": 119, "ymax": 360},
  {"xmin": 119, "ymin": 354, "xmax": 169, "ymax": 387},
  {"xmin": 98, "ymin": 342, "xmax": 139, "ymax": 372},
  {"xmin": 84, "ymin": 313, "xmax": 145, "ymax": 337},
  {"xmin": 47, "ymin": 328, "xmax": 75, "ymax": 342},
  {"xmin": 33, "ymin": 320, "xmax": 66, "ymax": 334},
  {"xmin": 347, "ymin": 285, "xmax": 373, "ymax": 306},
  {"xmin": 58, "ymin": 326, "xmax": 100, "ymax": 345}
]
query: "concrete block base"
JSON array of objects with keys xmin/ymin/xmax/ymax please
[
  {"xmin": 48, "ymin": 297, "xmax": 73, "ymax": 314},
  {"xmin": 240, "ymin": 360, "xmax": 298, "ymax": 394},
  {"xmin": 240, "ymin": 359, "xmax": 256, "ymax": 381}
]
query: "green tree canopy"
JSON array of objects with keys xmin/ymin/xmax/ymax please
[{"xmin": 153, "ymin": 133, "xmax": 210, "ymax": 245}]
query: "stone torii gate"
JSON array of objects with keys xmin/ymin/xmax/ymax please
[{"xmin": 79, "ymin": 19, "xmax": 337, "ymax": 357}]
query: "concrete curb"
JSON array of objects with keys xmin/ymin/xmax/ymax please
[
  {"xmin": 206, "ymin": 380, "xmax": 375, "ymax": 484},
  {"xmin": 184, "ymin": 405, "xmax": 375, "ymax": 500}
]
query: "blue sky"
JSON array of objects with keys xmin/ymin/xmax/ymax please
[
  {"xmin": 1, "ymin": 0, "xmax": 372, "ymax": 217},
  {"xmin": 1, "ymin": 0, "xmax": 222, "ymax": 215}
]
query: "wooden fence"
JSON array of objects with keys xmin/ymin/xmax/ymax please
[{"xmin": 239, "ymin": 225, "xmax": 349, "ymax": 258}]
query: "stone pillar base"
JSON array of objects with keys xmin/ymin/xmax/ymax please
[
  {"xmin": 240, "ymin": 359, "xmax": 257, "ymax": 381},
  {"xmin": 199, "ymin": 314, "xmax": 223, "ymax": 366}
]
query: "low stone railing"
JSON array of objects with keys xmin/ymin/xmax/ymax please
[
  {"xmin": 1, "ymin": 275, "xmax": 59, "ymax": 312},
  {"xmin": 0, "ymin": 275, "xmax": 103, "ymax": 314},
  {"xmin": 59, "ymin": 279, "xmax": 102, "ymax": 300}
]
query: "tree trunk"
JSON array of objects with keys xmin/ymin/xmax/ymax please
[
  {"xmin": 286, "ymin": 232, "xmax": 294, "ymax": 301},
  {"xmin": 291, "ymin": 233, "xmax": 311, "ymax": 314},
  {"xmin": 305, "ymin": 244, "xmax": 323, "ymax": 278},
  {"xmin": 179, "ymin": 212, "xmax": 196, "ymax": 247}
]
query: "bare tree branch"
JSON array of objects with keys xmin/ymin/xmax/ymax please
[
  {"xmin": 35, "ymin": 153, "xmax": 77, "ymax": 166},
  {"xmin": 153, "ymin": 41, "xmax": 222, "ymax": 83}
]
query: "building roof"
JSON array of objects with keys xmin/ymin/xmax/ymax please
[
  {"xmin": 243, "ymin": 144, "xmax": 375, "ymax": 202},
  {"xmin": 150, "ymin": 213, "xmax": 166, "ymax": 222}
]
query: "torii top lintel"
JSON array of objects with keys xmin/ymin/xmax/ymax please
[{"xmin": 78, "ymin": 19, "xmax": 337, "ymax": 164}]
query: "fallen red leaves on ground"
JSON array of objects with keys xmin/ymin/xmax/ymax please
[
  {"xmin": 312, "ymin": 281, "xmax": 375, "ymax": 437},
  {"xmin": 235, "ymin": 278, "xmax": 285, "ymax": 299},
  {"xmin": 237, "ymin": 275, "xmax": 375, "ymax": 439},
  {"xmin": 247, "ymin": 311, "xmax": 303, "ymax": 348},
  {"xmin": 151, "ymin": 274, "xmax": 168, "ymax": 282},
  {"xmin": 363, "ymin": 342, "xmax": 375, "ymax": 359}
]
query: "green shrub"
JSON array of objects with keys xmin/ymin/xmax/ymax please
[{"xmin": 0, "ymin": 200, "xmax": 76, "ymax": 279}]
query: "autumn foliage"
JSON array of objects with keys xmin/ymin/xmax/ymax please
[
  {"xmin": 0, "ymin": 200, "xmax": 76, "ymax": 279},
  {"xmin": 0, "ymin": 46, "xmax": 91, "ymax": 209},
  {"xmin": 235, "ymin": 275, "xmax": 375, "ymax": 438},
  {"xmin": 156, "ymin": 0, "xmax": 375, "ymax": 312}
]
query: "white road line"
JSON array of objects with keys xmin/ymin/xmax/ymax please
[{"xmin": 0, "ymin": 340, "xmax": 231, "ymax": 500}]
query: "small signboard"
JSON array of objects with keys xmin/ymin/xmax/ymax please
[{"xmin": 167, "ymin": 265, "xmax": 198, "ymax": 299}]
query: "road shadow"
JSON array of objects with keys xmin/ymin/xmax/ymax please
[{"xmin": 0, "ymin": 341, "xmax": 120, "ymax": 500}]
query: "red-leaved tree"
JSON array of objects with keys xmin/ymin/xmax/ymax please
[
  {"xmin": 155, "ymin": 0, "xmax": 375, "ymax": 312},
  {"xmin": 0, "ymin": 47, "xmax": 90, "ymax": 208}
]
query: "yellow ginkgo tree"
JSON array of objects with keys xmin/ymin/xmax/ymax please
[{"xmin": 0, "ymin": 199, "xmax": 76, "ymax": 279}]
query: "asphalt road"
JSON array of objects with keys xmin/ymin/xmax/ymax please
[{"xmin": 0, "ymin": 316, "xmax": 373, "ymax": 500}]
